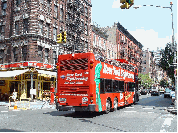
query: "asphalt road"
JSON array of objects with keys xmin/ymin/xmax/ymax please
[{"xmin": 0, "ymin": 94, "xmax": 177, "ymax": 132}]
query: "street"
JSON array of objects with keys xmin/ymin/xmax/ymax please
[{"xmin": 0, "ymin": 94, "xmax": 177, "ymax": 132}]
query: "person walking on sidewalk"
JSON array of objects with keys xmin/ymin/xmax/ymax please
[{"xmin": 170, "ymin": 88, "xmax": 175, "ymax": 105}]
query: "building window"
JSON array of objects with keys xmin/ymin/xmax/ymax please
[
  {"xmin": 13, "ymin": 47, "xmax": 18, "ymax": 62},
  {"xmin": 40, "ymin": 0, "xmax": 44, "ymax": 10},
  {"xmin": 46, "ymin": 23, "xmax": 50, "ymax": 38},
  {"xmin": 16, "ymin": 0, "xmax": 21, "ymax": 7},
  {"xmin": 53, "ymin": 28, "xmax": 57, "ymax": 41},
  {"xmin": 85, "ymin": 7, "xmax": 88, "ymax": 16},
  {"xmin": 39, "ymin": 21, "xmax": 43, "ymax": 35},
  {"xmin": 47, "ymin": 0, "xmax": 51, "ymax": 13},
  {"xmin": 108, "ymin": 49, "xmax": 110, "ymax": 59},
  {"xmin": 143, "ymin": 60, "xmax": 146, "ymax": 64},
  {"xmin": 15, "ymin": 21, "xmax": 19, "ymax": 35},
  {"xmin": 45, "ymin": 48, "xmax": 49, "ymax": 63},
  {"xmin": 0, "ymin": 50, "xmax": 4, "ymax": 64},
  {"xmin": 85, "ymin": 24, "xmax": 88, "ymax": 35},
  {"xmin": 60, "ymin": 7, "xmax": 63, "ymax": 21},
  {"xmin": 22, "ymin": 45, "xmax": 27, "ymax": 61},
  {"xmin": 38, "ymin": 46, "xmax": 43, "ymax": 62},
  {"xmin": 23, "ymin": 19, "xmax": 28, "ymax": 34},
  {"xmin": 53, "ymin": 51, "xmax": 57, "ymax": 65},
  {"xmin": 0, "ymin": 25, "xmax": 5, "ymax": 36},
  {"xmin": 54, "ymin": 5, "xmax": 58, "ymax": 18}
]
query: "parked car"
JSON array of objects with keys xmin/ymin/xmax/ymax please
[
  {"xmin": 150, "ymin": 87, "xmax": 160, "ymax": 96},
  {"xmin": 141, "ymin": 89, "xmax": 148, "ymax": 95},
  {"xmin": 159, "ymin": 87, "xmax": 165, "ymax": 94},
  {"xmin": 147, "ymin": 88, "xmax": 152, "ymax": 94},
  {"xmin": 164, "ymin": 88, "xmax": 171, "ymax": 98}
]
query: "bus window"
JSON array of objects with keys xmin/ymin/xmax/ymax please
[
  {"xmin": 113, "ymin": 80, "xmax": 119, "ymax": 92},
  {"xmin": 100, "ymin": 78, "xmax": 105, "ymax": 94},
  {"xmin": 105, "ymin": 79, "xmax": 112, "ymax": 92},
  {"xmin": 119, "ymin": 81, "xmax": 124, "ymax": 92},
  {"xmin": 128, "ymin": 82, "xmax": 135, "ymax": 92}
]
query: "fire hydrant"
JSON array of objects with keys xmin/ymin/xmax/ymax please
[{"xmin": 50, "ymin": 84, "xmax": 55, "ymax": 105}]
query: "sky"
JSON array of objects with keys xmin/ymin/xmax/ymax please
[{"xmin": 91, "ymin": 0, "xmax": 177, "ymax": 51}]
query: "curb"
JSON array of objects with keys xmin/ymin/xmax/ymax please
[{"xmin": 167, "ymin": 106, "xmax": 177, "ymax": 115}]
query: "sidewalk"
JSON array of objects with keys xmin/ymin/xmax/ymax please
[{"xmin": 0, "ymin": 100, "xmax": 56, "ymax": 110}]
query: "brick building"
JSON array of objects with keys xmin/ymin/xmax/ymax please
[
  {"xmin": 105, "ymin": 22, "xmax": 143, "ymax": 73},
  {"xmin": 0, "ymin": 0, "xmax": 92, "ymax": 101}
]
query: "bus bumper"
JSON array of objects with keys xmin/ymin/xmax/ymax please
[{"xmin": 56, "ymin": 103, "xmax": 96, "ymax": 112}]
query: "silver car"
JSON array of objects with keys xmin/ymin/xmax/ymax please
[{"xmin": 164, "ymin": 88, "xmax": 171, "ymax": 98}]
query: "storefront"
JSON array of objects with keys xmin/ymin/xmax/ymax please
[{"xmin": 0, "ymin": 62, "xmax": 56, "ymax": 101}]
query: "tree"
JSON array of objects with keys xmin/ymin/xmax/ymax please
[
  {"xmin": 138, "ymin": 73, "xmax": 154, "ymax": 88},
  {"xmin": 159, "ymin": 43, "xmax": 175, "ymax": 84},
  {"xmin": 159, "ymin": 79, "xmax": 169, "ymax": 88}
]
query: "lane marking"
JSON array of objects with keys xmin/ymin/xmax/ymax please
[
  {"xmin": 160, "ymin": 114, "xmax": 174, "ymax": 132},
  {"xmin": 125, "ymin": 107, "xmax": 134, "ymax": 108},
  {"xmin": 143, "ymin": 108, "xmax": 153, "ymax": 109},
  {"xmin": 1, "ymin": 111, "xmax": 8, "ymax": 112},
  {"xmin": 124, "ymin": 111, "xmax": 136, "ymax": 112}
]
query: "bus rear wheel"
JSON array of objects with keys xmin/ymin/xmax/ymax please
[
  {"xmin": 113, "ymin": 98, "xmax": 118, "ymax": 111},
  {"xmin": 105, "ymin": 100, "xmax": 111, "ymax": 114}
]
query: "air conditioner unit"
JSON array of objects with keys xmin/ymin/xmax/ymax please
[
  {"xmin": 15, "ymin": 7, "xmax": 20, "ymax": 12},
  {"xmin": 23, "ymin": 13, "xmax": 29, "ymax": 19}
]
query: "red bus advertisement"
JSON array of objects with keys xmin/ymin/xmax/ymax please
[{"xmin": 56, "ymin": 52, "xmax": 139, "ymax": 113}]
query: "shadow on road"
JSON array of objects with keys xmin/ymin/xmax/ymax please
[
  {"xmin": 43, "ymin": 110, "xmax": 107, "ymax": 118},
  {"xmin": 0, "ymin": 129, "xmax": 24, "ymax": 132}
]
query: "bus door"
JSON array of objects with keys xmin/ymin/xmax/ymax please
[{"xmin": 124, "ymin": 82, "xmax": 129, "ymax": 105}]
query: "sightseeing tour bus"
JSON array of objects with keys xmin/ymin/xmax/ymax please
[{"xmin": 56, "ymin": 52, "xmax": 139, "ymax": 113}]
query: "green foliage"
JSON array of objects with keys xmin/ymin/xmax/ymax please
[
  {"xmin": 138, "ymin": 73, "xmax": 154, "ymax": 88},
  {"xmin": 159, "ymin": 43, "xmax": 175, "ymax": 84},
  {"xmin": 159, "ymin": 79, "xmax": 169, "ymax": 87}
]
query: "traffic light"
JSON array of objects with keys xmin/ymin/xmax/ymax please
[
  {"xmin": 128, "ymin": 0, "xmax": 134, "ymax": 8},
  {"xmin": 120, "ymin": 0, "xmax": 129, "ymax": 9},
  {"xmin": 120, "ymin": 0, "xmax": 134, "ymax": 9},
  {"xmin": 57, "ymin": 33, "xmax": 62, "ymax": 44},
  {"xmin": 62, "ymin": 31, "xmax": 67, "ymax": 43}
]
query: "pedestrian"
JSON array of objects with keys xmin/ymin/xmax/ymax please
[{"xmin": 170, "ymin": 88, "xmax": 175, "ymax": 105}]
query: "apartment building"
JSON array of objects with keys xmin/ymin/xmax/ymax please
[
  {"xmin": 105, "ymin": 22, "xmax": 143, "ymax": 73},
  {"xmin": 0, "ymin": 0, "xmax": 92, "ymax": 100}
]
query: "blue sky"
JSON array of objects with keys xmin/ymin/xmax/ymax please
[{"xmin": 91, "ymin": 0, "xmax": 177, "ymax": 51}]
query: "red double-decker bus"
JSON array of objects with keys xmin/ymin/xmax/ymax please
[{"xmin": 56, "ymin": 52, "xmax": 139, "ymax": 113}]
